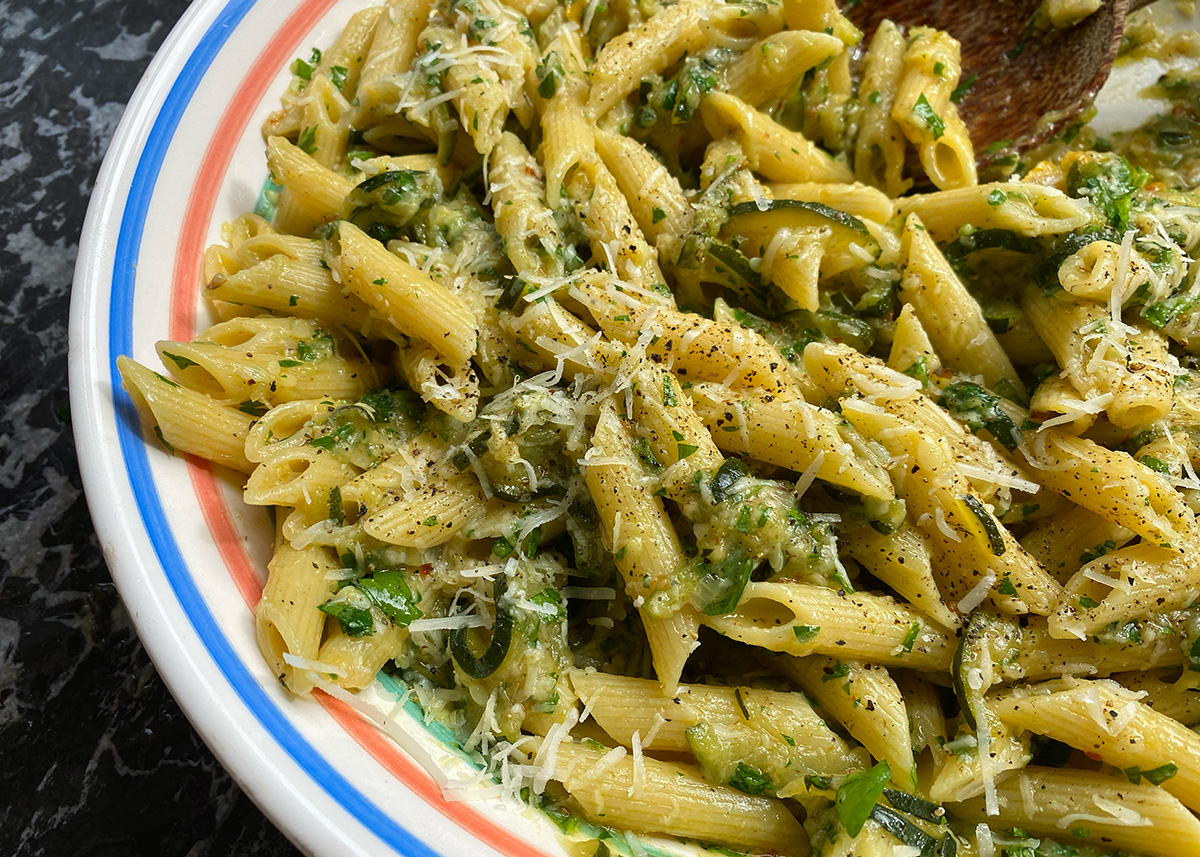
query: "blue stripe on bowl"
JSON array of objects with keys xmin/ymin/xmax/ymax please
[{"xmin": 106, "ymin": 2, "xmax": 442, "ymax": 854}]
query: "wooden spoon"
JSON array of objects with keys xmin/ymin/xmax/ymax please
[{"xmin": 844, "ymin": 0, "xmax": 1156, "ymax": 166}]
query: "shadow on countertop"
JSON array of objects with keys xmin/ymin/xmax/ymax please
[{"xmin": 0, "ymin": 2, "xmax": 300, "ymax": 854}]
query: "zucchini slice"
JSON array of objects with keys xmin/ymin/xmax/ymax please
[
  {"xmin": 721, "ymin": 199, "xmax": 880, "ymax": 274},
  {"xmin": 951, "ymin": 613, "xmax": 1020, "ymax": 730}
]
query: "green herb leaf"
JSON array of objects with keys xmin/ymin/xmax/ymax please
[
  {"xmin": 709, "ymin": 458, "xmax": 750, "ymax": 503},
  {"xmin": 728, "ymin": 763, "xmax": 774, "ymax": 796},
  {"xmin": 359, "ymin": 569, "xmax": 423, "ymax": 627},
  {"xmin": 310, "ymin": 421, "xmax": 362, "ymax": 453},
  {"xmin": 329, "ymin": 485, "xmax": 344, "ymax": 526},
  {"xmin": 699, "ymin": 550, "xmax": 754, "ymax": 615},
  {"xmin": 237, "ymin": 400, "xmax": 269, "ymax": 417},
  {"xmin": 912, "ymin": 94, "xmax": 945, "ymax": 139},
  {"xmin": 297, "ymin": 125, "xmax": 318, "ymax": 155},
  {"xmin": 1125, "ymin": 761, "xmax": 1178, "ymax": 785},
  {"xmin": 1079, "ymin": 539, "xmax": 1117, "ymax": 564},
  {"xmin": 293, "ymin": 47, "xmax": 321, "ymax": 83},
  {"xmin": 1066, "ymin": 153, "xmax": 1144, "ymax": 230},
  {"xmin": 531, "ymin": 587, "xmax": 566, "ymax": 622},
  {"xmin": 153, "ymin": 425, "xmax": 175, "ymax": 455},
  {"xmin": 319, "ymin": 599, "xmax": 374, "ymax": 636},
  {"xmin": 662, "ymin": 375, "xmax": 677, "ymax": 407},
  {"xmin": 162, "ymin": 351, "xmax": 200, "ymax": 371},
  {"xmin": 950, "ymin": 73, "xmax": 977, "ymax": 103},
  {"xmin": 822, "ymin": 661, "xmax": 850, "ymax": 682},
  {"xmin": 523, "ymin": 525, "xmax": 543, "ymax": 559},
  {"xmin": 835, "ymin": 761, "xmax": 891, "ymax": 837},
  {"xmin": 793, "ymin": 624, "xmax": 820, "ymax": 642},
  {"xmin": 536, "ymin": 51, "xmax": 563, "ymax": 99},
  {"xmin": 1140, "ymin": 455, "xmax": 1172, "ymax": 474},
  {"xmin": 939, "ymin": 381, "xmax": 1022, "ymax": 451}
]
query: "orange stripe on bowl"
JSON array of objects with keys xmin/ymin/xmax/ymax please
[{"xmin": 169, "ymin": 0, "xmax": 340, "ymax": 343}]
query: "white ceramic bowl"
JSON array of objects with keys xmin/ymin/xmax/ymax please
[
  {"xmin": 68, "ymin": 1, "xmax": 1199, "ymax": 854},
  {"xmin": 69, "ymin": 2, "xmax": 574, "ymax": 854}
]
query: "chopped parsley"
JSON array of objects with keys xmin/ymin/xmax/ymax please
[
  {"xmin": 911, "ymin": 94, "xmax": 945, "ymax": 139},
  {"xmin": 951, "ymin": 73, "xmax": 977, "ymax": 103},
  {"xmin": 1124, "ymin": 762, "xmax": 1178, "ymax": 785},
  {"xmin": 161, "ymin": 351, "xmax": 199, "ymax": 371},
  {"xmin": 293, "ymin": 47, "xmax": 321, "ymax": 86},
  {"xmin": 793, "ymin": 624, "xmax": 820, "ymax": 642},
  {"xmin": 728, "ymin": 763, "xmax": 773, "ymax": 796},
  {"xmin": 297, "ymin": 125, "xmax": 318, "ymax": 155}
]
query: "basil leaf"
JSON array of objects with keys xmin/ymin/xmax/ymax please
[
  {"xmin": 835, "ymin": 760, "xmax": 891, "ymax": 837},
  {"xmin": 359, "ymin": 569, "xmax": 422, "ymax": 627},
  {"xmin": 319, "ymin": 599, "xmax": 374, "ymax": 637},
  {"xmin": 709, "ymin": 458, "xmax": 750, "ymax": 503},
  {"xmin": 699, "ymin": 551, "xmax": 754, "ymax": 616}
]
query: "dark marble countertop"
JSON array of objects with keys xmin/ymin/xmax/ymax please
[{"xmin": 0, "ymin": 2, "xmax": 301, "ymax": 854}]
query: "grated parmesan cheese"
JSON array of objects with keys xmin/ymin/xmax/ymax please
[
  {"xmin": 793, "ymin": 450, "xmax": 826, "ymax": 499},
  {"xmin": 748, "ymin": 181, "xmax": 771, "ymax": 212},
  {"xmin": 572, "ymin": 743, "xmax": 627, "ymax": 790},
  {"xmin": 958, "ymin": 572, "xmax": 997, "ymax": 613},
  {"xmin": 407, "ymin": 614, "xmax": 487, "ymax": 633},
  {"xmin": 1059, "ymin": 795, "xmax": 1152, "ymax": 828},
  {"xmin": 732, "ymin": 399, "xmax": 751, "ymax": 453},
  {"xmin": 759, "ymin": 227, "xmax": 795, "ymax": 277},
  {"xmin": 282, "ymin": 652, "xmax": 344, "ymax": 677},
  {"xmin": 628, "ymin": 730, "xmax": 646, "ymax": 797},
  {"xmin": 956, "ymin": 461, "xmax": 1041, "ymax": 494},
  {"xmin": 1081, "ymin": 566, "xmax": 1123, "ymax": 590},
  {"xmin": 976, "ymin": 823, "xmax": 995, "ymax": 857},
  {"xmin": 531, "ymin": 707, "xmax": 578, "ymax": 794},
  {"xmin": 934, "ymin": 507, "xmax": 962, "ymax": 543}
]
